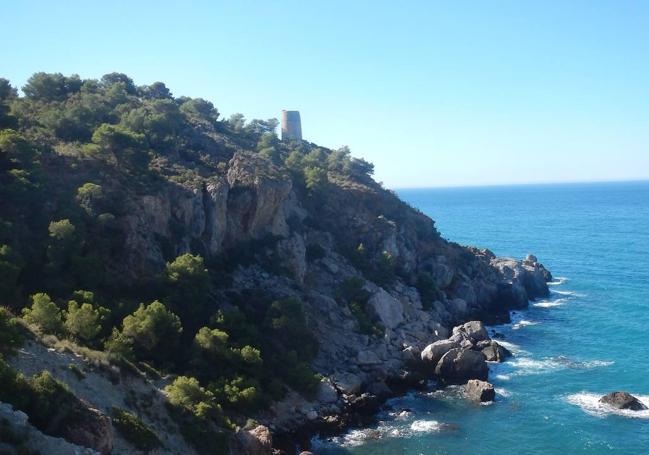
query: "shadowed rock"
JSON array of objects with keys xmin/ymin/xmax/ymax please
[
  {"xmin": 599, "ymin": 392, "xmax": 647, "ymax": 411},
  {"xmin": 435, "ymin": 348, "xmax": 488, "ymax": 384}
]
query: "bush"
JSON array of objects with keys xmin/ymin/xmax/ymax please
[
  {"xmin": 0, "ymin": 307, "xmax": 24, "ymax": 351},
  {"xmin": 64, "ymin": 300, "xmax": 110, "ymax": 344},
  {"xmin": 106, "ymin": 301, "xmax": 182, "ymax": 367},
  {"xmin": 111, "ymin": 407, "xmax": 161, "ymax": 452},
  {"xmin": 22, "ymin": 293, "xmax": 62, "ymax": 334}
]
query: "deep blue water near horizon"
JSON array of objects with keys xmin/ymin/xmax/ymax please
[{"xmin": 315, "ymin": 181, "xmax": 649, "ymax": 454}]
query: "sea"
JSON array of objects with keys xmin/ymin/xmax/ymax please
[{"xmin": 313, "ymin": 181, "xmax": 649, "ymax": 454}]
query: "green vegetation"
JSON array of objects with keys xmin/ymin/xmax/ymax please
[
  {"xmin": 0, "ymin": 307, "xmax": 23, "ymax": 351},
  {"xmin": 0, "ymin": 71, "xmax": 383, "ymax": 447},
  {"xmin": 111, "ymin": 407, "xmax": 161, "ymax": 452},
  {"xmin": 22, "ymin": 293, "xmax": 62, "ymax": 334}
]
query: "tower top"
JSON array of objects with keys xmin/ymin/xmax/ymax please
[{"xmin": 281, "ymin": 110, "xmax": 302, "ymax": 141}]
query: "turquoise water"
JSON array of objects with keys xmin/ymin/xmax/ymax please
[{"xmin": 316, "ymin": 181, "xmax": 649, "ymax": 454}]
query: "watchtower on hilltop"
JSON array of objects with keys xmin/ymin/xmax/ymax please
[{"xmin": 281, "ymin": 110, "xmax": 302, "ymax": 141}]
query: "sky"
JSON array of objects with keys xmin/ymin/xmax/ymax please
[{"xmin": 1, "ymin": 1, "xmax": 648, "ymax": 188}]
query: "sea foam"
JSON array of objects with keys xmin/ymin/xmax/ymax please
[
  {"xmin": 512, "ymin": 319, "xmax": 539, "ymax": 330},
  {"xmin": 548, "ymin": 277, "xmax": 568, "ymax": 286},
  {"xmin": 533, "ymin": 298, "xmax": 567, "ymax": 308}
]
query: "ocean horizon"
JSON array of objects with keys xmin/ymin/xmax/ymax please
[{"xmin": 315, "ymin": 180, "xmax": 649, "ymax": 454}]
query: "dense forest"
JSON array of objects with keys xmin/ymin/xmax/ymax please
[{"xmin": 0, "ymin": 72, "xmax": 382, "ymax": 452}]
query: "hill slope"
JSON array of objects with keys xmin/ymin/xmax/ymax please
[{"xmin": 0, "ymin": 73, "xmax": 550, "ymax": 454}]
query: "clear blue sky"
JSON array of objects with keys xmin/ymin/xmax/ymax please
[{"xmin": 2, "ymin": 1, "xmax": 648, "ymax": 188}]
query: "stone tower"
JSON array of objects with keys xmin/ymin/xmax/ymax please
[{"xmin": 281, "ymin": 110, "xmax": 302, "ymax": 141}]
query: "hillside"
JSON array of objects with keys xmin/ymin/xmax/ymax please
[{"xmin": 0, "ymin": 73, "xmax": 551, "ymax": 454}]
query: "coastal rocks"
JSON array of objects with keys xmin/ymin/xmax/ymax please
[
  {"xmin": 452, "ymin": 321, "xmax": 490, "ymax": 343},
  {"xmin": 435, "ymin": 348, "xmax": 488, "ymax": 384},
  {"xmin": 230, "ymin": 425, "xmax": 273, "ymax": 455},
  {"xmin": 465, "ymin": 380, "xmax": 496, "ymax": 402},
  {"xmin": 420, "ymin": 339, "xmax": 459, "ymax": 367},
  {"xmin": 480, "ymin": 340, "xmax": 512, "ymax": 362},
  {"xmin": 599, "ymin": 392, "xmax": 648, "ymax": 411},
  {"xmin": 331, "ymin": 372, "xmax": 363, "ymax": 396},
  {"xmin": 492, "ymin": 256, "xmax": 551, "ymax": 303}
]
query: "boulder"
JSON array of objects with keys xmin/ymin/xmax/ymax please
[
  {"xmin": 420, "ymin": 339, "xmax": 459, "ymax": 367},
  {"xmin": 465, "ymin": 380, "xmax": 495, "ymax": 402},
  {"xmin": 367, "ymin": 288, "xmax": 404, "ymax": 329},
  {"xmin": 435, "ymin": 348, "xmax": 488, "ymax": 384},
  {"xmin": 481, "ymin": 341, "xmax": 512, "ymax": 362},
  {"xmin": 331, "ymin": 372, "xmax": 362, "ymax": 395},
  {"xmin": 599, "ymin": 392, "xmax": 647, "ymax": 411},
  {"xmin": 315, "ymin": 380, "xmax": 339, "ymax": 404},
  {"xmin": 230, "ymin": 425, "xmax": 273, "ymax": 455},
  {"xmin": 452, "ymin": 321, "xmax": 490, "ymax": 344}
]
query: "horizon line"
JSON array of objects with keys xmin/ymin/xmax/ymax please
[{"xmin": 391, "ymin": 177, "xmax": 649, "ymax": 191}]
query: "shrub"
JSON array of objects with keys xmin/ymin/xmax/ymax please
[
  {"xmin": 22, "ymin": 293, "xmax": 62, "ymax": 334},
  {"xmin": 64, "ymin": 300, "xmax": 110, "ymax": 344},
  {"xmin": 0, "ymin": 307, "xmax": 24, "ymax": 351},
  {"xmin": 111, "ymin": 407, "xmax": 161, "ymax": 452},
  {"xmin": 106, "ymin": 301, "xmax": 182, "ymax": 367}
]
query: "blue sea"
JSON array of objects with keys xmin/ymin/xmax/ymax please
[{"xmin": 315, "ymin": 181, "xmax": 649, "ymax": 454}]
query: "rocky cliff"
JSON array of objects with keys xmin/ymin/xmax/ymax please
[
  {"xmin": 0, "ymin": 72, "xmax": 551, "ymax": 454},
  {"xmin": 102, "ymin": 149, "xmax": 551, "ymax": 448}
]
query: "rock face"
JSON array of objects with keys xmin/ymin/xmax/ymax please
[
  {"xmin": 230, "ymin": 425, "xmax": 273, "ymax": 455},
  {"xmin": 465, "ymin": 380, "xmax": 496, "ymax": 402},
  {"xmin": 0, "ymin": 402, "xmax": 100, "ymax": 455},
  {"xmin": 61, "ymin": 406, "xmax": 114, "ymax": 454},
  {"xmin": 599, "ymin": 392, "xmax": 648, "ymax": 411}
]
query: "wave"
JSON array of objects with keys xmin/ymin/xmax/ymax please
[
  {"xmin": 410, "ymin": 420, "xmax": 444, "ymax": 432},
  {"xmin": 552, "ymin": 289, "xmax": 585, "ymax": 297},
  {"xmin": 512, "ymin": 319, "xmax": 539, "ymax": 330},
  {"xmin": 510, "ymin": 357, "xmax": 562, "ymax": 375},
  {"xmin": 533, "ymin": 298, "xmax": 568, "ymax": 308},
  {"xmin": 566, "ymin": 392, "xmax": 649, "ymax": 419},
  {"xmin": 493, "ymin": 340, "xmax": 525, "ymax": 354},
  {"xmin": 511, "ymin": 356, "xmax": 614, "ymax": 375},
  {"xmin": 494, "ymin": 374, "xmax": 511, "ymax": 381},
  {"xmin": 496, "ymin": 387, "xmax": 512, "ymax": 397},
  {"xmin": 548, "ymin": 277, "xmax": 568, "ymax": 286},
  {"xmin": 317, "ymin": 417, "xmax": 451, "ymax": 448}
]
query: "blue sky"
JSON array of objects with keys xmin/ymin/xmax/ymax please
[{"xmin": 2, "ymin": 1, "xmax": 648, "ymax": 187}]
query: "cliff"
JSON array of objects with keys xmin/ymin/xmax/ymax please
[{"xmin": 0, "ymin": 72, "xmax": 551, "ymax": 454}]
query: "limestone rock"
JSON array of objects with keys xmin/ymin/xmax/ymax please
[
  {"xmin": 367, "ymin": 288, "xmax": 404, "ymax": 329},
  {"xmin": 599, "ymin": 392, "xmax": 648, "ymax": 411},
  {"xmin": 452, "ymin": 321, "xmax": 490, "ymax": 344},
  {"xmin": 465, "ymin": 380, "xmax": 496, "ymax": 402},
  {"xmin": 420, "ymin": 339, "xmax": 459, "ymax": 367},
  {"xmin": 230, "ymin": 425, "xmax": 273, "ymax": 455},
  {"xmin": 316, "ymin": 380, "xmax": 340, "ymax": 404},
  {"xmin": 481, "ymin": 341, "xmax": 511, "ymax": 362},
  {"xmin": 331, "ymin": 372, "xmax": 363, "ymax": 395},
  {"xmin": 435, "ymin": 348, "xmax": 488, "ymax": 384}
]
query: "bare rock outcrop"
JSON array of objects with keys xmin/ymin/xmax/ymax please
[
  {"xmin": 230, "ymin": 425, "xmax": 273, "ymax": 455},
  {"xmin": 465, "ymin": 380, "xmax": 496, "ymax": 402},
  {"xmin": 599, "ymin": 392, "xmax": 648, "ymax": 411}
]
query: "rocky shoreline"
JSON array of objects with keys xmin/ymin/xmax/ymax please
[{"xmin": 234, "ymin": 255, "xmax": 553, "ymax": 454}]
